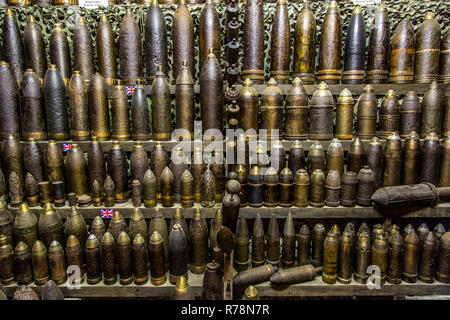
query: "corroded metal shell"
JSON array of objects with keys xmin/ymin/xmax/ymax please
[
  {"xmin": 309, "ymin": 82, "xmax": 334, "ymax": 140},
  {"xmin": 356, "ymin": 85, "xmax": 377, "ymax": 139},
  {"xmin": 145, "ymin": 1, "xmax": 168, "ymax": 81},
  {"xmin": 65, "ymin": 144, "xmax": 88, "ymax": 196},
  {"xmin": 383, "ymin": 133, "xmax": 402, "ymax": 187},
  {"xmin": 261, "ymin": 78, "xmax": 283, "ymax": 140},
  {"xmin": 439, "ymin": 30, "xmax": 450, "ymax": 84},
  {"xmin": 421, "ymin": 132, "xmax": 441, "ymax": 186},
  {"xmin": 399, "ymin": 91, "xmax": 421, "ymax": 138},
  {"xmin": 342, "ymin": 7, "xmax": 366, "ymax": 84},
  {"xmin": 242, "ymin": 0, "xmax": 264, "ymax": 83},
  {"xmin": 379, "ymin": 90, "xmax": 399, "ymax": 139},
  {"xmin": 0, "ymin": 62, "xmax": 20, "ymax": 139},
  {"xmin": 23, "ymin": 15, "xmax": 47, "ymax": 81},
  {"xmin": 68, "ymin": 71, "xmax": 90, "ymax": 141},
  {"xmin": 119, "ymin": 9, "xmax": 143, "ymax": 84},
  {"xmin": 96, "ymin": 15, "xmax": 117, "ymax": 84},
  {"xmin": 285, "ymin": 79, "xmax": 308, "ymax": 140},
  {"xmin": 2, "ymin": 8, "xmax": 24, "ymax": 84},
  {"xmin": 73, "ymin": 17, "xmax": 94, "ymax": 81},
  {"xmin": 402, "ymin": 131, "xmax": 421, "ymax": 185},
  {"xmin": 420, "ymin": 81, "xmax": 444, "ymax": 138},
  {"xmin": 389, "ymin": 19, "xmax": 415, "ymax": 83},
  {"xmin": 356, "ymin": 166, "xmax": 375, "ymax": 206},
  {"xmin": 326, "ymin": 138, "xmax": 344, "ymax": 177},
  {"xmin": 21, "ymin": 70, "xmax": 45, "ymax": 141},
  {"xmin": 88, "ymin": 73, "xmax": 111, "ymax": 140},
  {"xmin": 151, "ymin": 66, "xmax": 172, "ymax": 141},
  {"xmin": 50, "ymin": 23, "xmax": 71, "ymax": 84},
  {"xmin": 175, "ymin": 61, "xmax": 195, "ymax": 139},
  {"xmin": 173, "ymin": 0, "xmax": 195, "ymax": 81},
  {"xmin": 270, "ymin": 0, "xmax": 290, "ymax": 84},
  {"xmin": 293, "ymin": 3, "xmax": 316, "ymax": 84}
]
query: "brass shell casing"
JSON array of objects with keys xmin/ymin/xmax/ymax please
[
  {"xmin": 88, "ymin": 73, "xmax": 111, "ymax": 140},
  {"xmin": 285, "ymin": 78, "xmax": 309, "ymax": 140},
  {"xmin": 176, "ymin": 61, "xmax": 195, "ymax": 139},
  {"xmin": 261, "ymin": 78, "xmax": 283, "ymax": 140},
  {"xmin": 322, "ymin": 232, "xmax": 339, "ymax": 284},
  {"xmin": 335, "ymin": 88, "xmax": 354, "ymax": 140},
  {"xmin": 293, "ymin": 3, "xmax": 316, "ymax": 84},
  {"xmin": 356, "ymin": 85, "xmax": 377, "ymax": 139},
  {"xmin": 402, "ymin": 131, "xmax": 421, "ymax": 185},
  {"xmin": 151, "ymin": 67, "xmax": 172, "ymax": 141},
  {"xmin": 383, "ymin": 133, "xmax": 402, "ymax": 187}
]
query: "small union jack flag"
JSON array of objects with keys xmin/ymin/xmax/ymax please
[
  {"xmin": 63, "ymin": 143, "xmax": 72, "ymax": 152},
  {"xmin": 100, "ymin": 209, "xmax": 114, "ymax": 218},
  {"xmin": 125, "ymin": 86, "xmax": 135, "ymax": 95}
]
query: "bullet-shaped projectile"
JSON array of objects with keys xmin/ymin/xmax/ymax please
[
  {"xmin": 436, "ymin": 231, "xmax": 450, "ymax": 283},
  {"xmin": 297, "ymin": 224, "xmax": 311, "ymax": 266},
  {"xmin": 389, "ymin": 19, "xmax": 415, "ymax": 83},
  {"xmin": 325, "ymin": 169, "xmax": 341, "ymax": 207},
  {"xmin": 151, "ymin": 66, "xmax": 172, "ymax": 141},
  {"xmin": 288, "ymin": 141, "xmax": 306, "ymax": 176},
  {"xmin": 161, "ymin": 166, "xmax": 174, "ymax": 207},
  {"xmin": 266, "ymin": 214, "xmax": 280, "ymax": 266},
  {"xmin": 270, "ymin": 0, "xmax": 290, "ymax": 84},
  {"xmin": 50, "ymin": 23, "xmax": 71, "ymax": 84},
  {"xmin": 189, "ymin": 209, "xmax": 209, "ymax": 274},
  {"xmin": 48, "ymin": 240, "xmax": 66, "ymax": 285},
  {"xmin": 68, "ymin": 71, "xmax": 90, "ymax": 141},
  {"xmin": 23, "ymin": 15, "xmax": 47, "ymax": 81},
  {"xmin": 145, "ymin": 0, "xmax": 168, "ymax": 81},
  {"xmin": 31, "ymin": 240, "xmax": 49, "ymax": 286},
  {"xmin": 421, "ymin": 132, "xmax": 441, "ymax": 186},
  {"xmin": 201, "ymin": 261, "xmax": 223, "ymax": 300},
  {"xmin": 309, "ymin": 82, "xmax": 334, "ymax": 140},
  {"xmin": 242, "ymin": 0, "xmax": 264, "ymax": 83},
  {"xmin": 38, "ymin": 203, "xmax": 64, "ymax": 249},
  {"xmin": 387, "ymin": 231, "xmax": 403, "ymax": 284},
  {"xmin": 281, "ymin": 212, "xmax": 295, "ymax": 267},
  {"xmin": 9, "ymin": 171, "xmax": 24, "ymax": 206},
  {"xmin": 0, "ymin": 200, "xmax": 13, "ymax": 246},
  {"xmin": 356, "ymin": 166, "xmax": 375, "ymax": 206},
  {"xmin": 0, "ymin": 63, "xmax": 19, "ymax": 139},
  {"xmin": 342, "ymin": 7, "xmax": 366, "ymax": 84},
  {"xmin": 421, "ymin": 81, "xmax": 444, "ymax": 138},
  {"xmin": 233, "ymin": 264, "xmax": 277, "ymax": 299},
  {"xmin": 149, "ymin": 231, "xmax": 167, "ymax": 285},
  {"xmin": 326, "ymin": 138, "xmax": 344, "ymax": 177},
  {"xmin": 176, "ymin": 61, "xmax": 195, "ymax": 139},
  {"xmin": 85, "ymin": 234, "xmax": 102, "ymax": 284},
  {"xmin": 402, "ymin": 131, "xmax": 421, "ymax": 185},
  {"xmin": 238, "ymin": 79, "xmax": 259, "ymax": 136},
  {"xmin": 132, "ymin": 234, "xmax": 148, "ymax": 285},
  {"xmin": 130, "ymin": 86, "xmax": 150, "ymax": 141},
  {"xmin": 402, "ymin": 229, "xmax": 420, "ymax": 283},
  {"xmin": 101, "ymin": 232, "xmax": 117, "ymax": 285},
  {"xmin": 2, "ymin": 8, "xmax": 25, "ymax": 84},
  {"xmin": 252, "ymin": 213, "xmax": 265, "ymax": 267},
  {"xmin": 173, "ymin": 0, "xmax": 195, "ymax": 81},
  {"xmin": 65, "ymin": 235, "xmax": 84, "ymax": 285},
  {"xmin": 293, "ymin": 3, "xmax": 316, "ymax": 84},
  {"xmin": 399, "ymin": 91, "xmax": 421, "ymax": 138},
  {"xmin": 65, "ymin": 144, "xmax": 88, "ymax": 196},
  {"xmin": 14, "ymin": 241, "xmax": 32, "ymax": 285},
  {"xmin": 379, "ymin": 90, "xmax": 399, "ymax": 139},
  {"xmin": 64, "ymin": 206, "xmax": 87, "ymax": 254},
  {"xmin": 169, "ymin": 224, "xmax": 189, "ymax": 284},
  {"xmin": 21, "ymin": 71, "xmax": 45, "ymax": 140},
  {"xmin": 150, "ymin": 142, "xmax": 169, "ymax": 199},
  {"xmin": 1, "ymin": 135, "xmax": 23, "ymax": 190},
  {"xmin": 366, "ymin": 137, "xmax": 384, "ymax": 189},
  {"xmin": 309, "ymin": 169, "xmax": 325, "ymax": 207},
  {"xmin": 73, "ymin": 17, "xmax": 94, "ymax": 81},
  {"xmin": 335, "ymin": 88, "xmax": 354, "ymax": 140},
  {"xmin": 383, "ymin": 133, "xmax": 402, "ymax": 187},
  {"xmin": 117, "ymin": 231, "xmax": 132, "ymax": 285},
  {"xmin": 143, "ymin": 169, "xmax": 157, "ymax": 208},
  {"xmin": 356, "ymin": 85, "xmax": 377, "ymax": 139},
  {"xmin": 199, "ymin": 0, "xmax": 221, "ymax": 73},
  {"xmin": 89, "ymin": 73, "xmax": 111, "ymax": 140},
  {"xmin": 347, "ymin": 137, "xmax": 365, "ymax": 174},
  {"xmin": 96, "ymin": 16, "xmax": 117, "ymax": 85},
  {"xmin": 13, "ymin": 203, "xmax": 38, "ymax": 250}
]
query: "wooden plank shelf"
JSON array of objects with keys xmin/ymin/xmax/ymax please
[
  {"xmin": 8, "ymin": 202, "xmax": 450, "ymax": 219},
  {"xmin": 2, "ymin": 271, "xmax": 449, "ymax": 298}
]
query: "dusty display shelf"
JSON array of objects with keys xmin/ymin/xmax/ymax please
[
  {"xmin": 2, "ymin": 271, "xmax": 449, "ymax": 298},
  {"xmin": 7, "ymin": 202, "xmax": 450, "ymax": 219}
]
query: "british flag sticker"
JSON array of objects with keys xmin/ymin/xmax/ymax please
[
  {"xmin": 125, "ymin": 86, "xmax": 135, "ymax": 95},
  {"xmin": 100, "ymin": 209, "xmax": 114, "ymax": 218},
  {"xmin": 63, "ymin": 143, "xmax": 72, "ymax": 152}
]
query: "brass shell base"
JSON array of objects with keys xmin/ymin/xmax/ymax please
[
  {"xmin": 169, "ymin": 272, "xmax": 188, "ymax": 285},
  {"xmin": 134, "ymin": 275, "xmax": 148, "ymax": 285},
  {"xmin": 189, "ymin": 264, "xmax": 206, "ymax": 275},
  {"xmin": 120, "ymin": 276, "xmax": 133, "ymax": 285},
  {"xmin": 104, "ymin": 276, "xmax": 118, "ymax": 285},
  {"xmin": 151, "ymin": 275, "xmax": 167, "ymax": 286},
  {"xmin": 87, "ymin": 276, "xmax": 102, "ymax": 285},
  {"xmin": 402, "ymin": 273, "xmax": 417, "ymax": 283}
]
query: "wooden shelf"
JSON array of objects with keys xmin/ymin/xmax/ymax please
[
  {"xmin": 8, "ymin": 202, "xmax": 450, "ymax": 219},
  {"xmin": 2, "ymin": 271, "xmax": 449, "ymax": 298}
]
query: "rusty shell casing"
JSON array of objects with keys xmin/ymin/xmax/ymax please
[
  {"xmin": 0, "ymin": 62, "xmax": 20, "ymax": 139},
  {"xmin": 73, "ymin": 17, "xmax": 94, "ymax": 81},
  {"xmin": 270, "ymin": 264, "xmax": 320, "ymax": 286},
  {"xmin": 65, "ymin": 235, "xmax": 84, "ymax": 285},
  {"xmin": 2, "ymin": 9, "xmax": 25, "ymax": 84},
  {"xmin": 201, "ymin": 168, "xmax": 215, "ymax": 208},
  {"xmin": 414, "ymin": 13, "xmax": 441, "ymax": 83},
  {"xmin": 0, "ymin": 235, "xmax": 15, "ymax": 285},
  {"xmin": 436, "ymin": 231, "xmax": 450, "ymax": 283},
  {"xmin": 31, "ymin": 240, "xmax": 49, "ymax": 286},
  {"xmin": 439, "ymin": 30, "xmax": 450, "ymax": 83},
  {"xmin": 248, "ymin": 166, "xmax": 263, "ymax": 207},
  {"xmin": 389, "ymin": 19, "xmax": 415, "ymax": 83},
  {"xmin": 68, "ymin": 70, "xmax": 90, "ymax": 140},
  {"xmin": 421, "ymin": 81, "xmax": 444, "ymax": 138},
  {"xmin": 356, "ymin": 166, "xmax": 375, "ymax": 206},
  {"xmin": 263, "ymin": 167, "xmax": 279, "ymax": 207},
  {"xmin": 21, "ymin": 71, "xmax": 45, "ymax": 141},
  {"xmin": 403, "ymin": 230, "xmax": 420, "ymax": 283},
  {"xmin": 421, "ymin": 132, "xmax": 441, "ymax": 186},
  {"xmin": 188, "ymin": 209, "xmax": 209, "ymax": 274},
  {"xmin": 201, "ymin": 261, "xmax": 223, "ymax": 300},
  {"xmin": 366, "ymin": 137, "xmax": 384, "ymax": 189},
  {"xmin": 96, "ymin": 16, "xmax": 117, "ymax": 84},
  {"xmin": 252, "ymin": 213, "xmax": 265, "ymax": 267},
  {"xmin": 238, "ymin": 79, "xmax": 259, "ymax": 137},
  {"xmin": 151, "ymin": 67, "xmax": 172, "ymax": 141},
  {"xmin": 150, "ymin": 143, "xmax": 169, "ymax": 199},
  {"xmin": 132, "ymin": 234, "xmax": 148, "ymax": 285},
  {"xmin": 293, "ymin": 3, "xmax": 316, "ymax": 84},
  {"xmin": 173, "ymin": 1, "xmax": 194, "ymax": 81},
  {"xmin": 322, "ymin": 232, "xmax": 339, "ymax": 284},
  {"xmin": 242, "ymin": 0, "xmax": 264, "ymax": 83},
  {"xmin": 173, "ymin": 276, "xmax": 195, "ymax": 300},
  {"xmin": 1, "ymin": 135, "xmax": 23, "ymax": 190},
  {"xmin": 342, "ymin": 7, "xmax": 366, "ymax": 84},
  {"xmin": 89, "ymin": 73, "xmax": 110, "ymax": 140},
  {"xmin": 101, "ymin": 232, "xmax": 117, "ymax": 285},
  {"xmin": 379, "ymin": 90, "xmax": 399, "ymax": 139},
  {"xmin": 401, "ymin": 131, "xmax": 421, "ymax": 185},
  {"xmin": 419, "ymin": 232, "xmax": 437, "ymax": 283},
  {"xmin": 297, "ymin": 224, "xmax": 311, "ymax": 266},
  {"xmin": 347, "ymin": 137, "xmax": 365, "ymax": 174},
  {"xmin": 199, "ymin": 0, "xmax": 221, "ymax": 73},
  {"xmin": 53, "ymin": 179, "xmax": 67, "ymax": 206},
  {"xmin": 23, "ymin": 15, "xmax": 47, "ymax": 81},
  {"xmin": 88, "ymin": 137, "xmax": 106, "ymax": 187},
  {"xmin": 279, "ymin": 167, "xmax": 293, "ymax": 206},
  {"xmin": 117, "ymin": 232, "xmax": 132, "ymax": 285},
  {"xmin": 9, "ymin": 171, "xmax": 24, "ymax": 206},
  {"xmin": 132, "ymin": 180, "xmax": 142, "ymax": 207},
  {"xmin": 43, "ymin": 65, "xmax": 70, "ymax": 140},
  {"xmin": 325, "ymin": 169, "xmax": 341, "ymax": 207},
  {"xmin": 354, "ymin": 232, "xmax": 371, "ymax": 284},
  {"xmin": 236, "ymin": 217, "xmax": 250, "ymax": 272},
  {"xmin": 38, "ymin": 181, "xmax": 51, "ymax": 205},
  {"xmin": 176, "ymin": 61, "xmax": 194, "ymax": 139},
  {"xmin": 64, "ymin": 206, "xmax": 87, "ymax": 254},
  {"xmin": 85, "ymin": 235, "xmax": 102, "ymax": 284},
  {"xmin": 326, "ymin": 138, "xmax": 344, "ymax": 177},
  {"xmin": 270, "ymin": 0, "xmax": 290, "ymax": 84},
  {"xmin": 293, "ymin": 169, "xmax": 309, "ymax": 207},
  {"xmin": 180, "ymin": 169, "xmax": 194, "ymax": 208},
  {"xmin": 356, "ymin": 85, "xmax": 377, "ymax": 139},
  {"xmin": 307, "ymin": 142, "xmax": 325, "ymax": 175},
  {"xmin": 260, "ymin": 78, "xmax": 283, "ymax": 140},
  {"xmin": 233, "ymin": 264, "xmax": 276, "ymax": 298},
  {"xmin": 13, "ymin": 246, "xmax": 34, "ymax": 286},
  {"xmin": 288, "ymin": 141, "xmax": 306, "ymax": 176},
  {"xmin": 337, "ymin": 231, "xmax": 354, "ymax": 284},
  {"xmin": 387, "ymin": 231, "xmax": 403, "ymax": 284},
  {"xmin": 317, "ymin": 1, "xmax": 342, "ymax": 84},
  {"xmin": 119, "ymin": 10, "xmax": 143, "ymax": 84},
  {"xmin": 192, "ymin": 148, "xmax": 206, "ymax": 203},
  {"xmin": 443, "ymin": 88, "xmax": 450, "ymax": 134},
  {"xmin": 201, "ymin": 50, "xmax": 223, "ymax": 138},
  {"xmin": 285, "ymin": 79, "xmax": 308, "ymax": 140},
  {"xmin": 282, "ymin": 212, "xmax": 295, "ymax": 267},
  {"xmin": 311, "ymin": 223, "xmax": 326, "ymax": 267},
  {"xmin": 50, "ymin": 24, "xmax": 71, "ymax": 84},
  {"xmin": 48, "ymin": 241, "xmax": 66, "ymax": 285},
  {"xmin": 38, "ymin": 204, "xmax": 64, "ymax": 249},
  {"xmin": 130, "ymin": 142, "xmax": 149, "ymax": 184},
  {"xmin": 335, "ymin": 88, "xmax": 354, "ymax": 140},
  {"xmin": 309, "ymin": 82, "xmax": 334, "ymax": 140},
  {"xmin": 439, "ymin": 135, "xmax": 450, "ymax": 187},
  {"xmin": 65, "ymin": 144, "xmax": 88, "ymax": 196},
  {"xmin": 108, "ymin": 142, "xmax": 129, "ymax": 202},
  {"xmin": 143, "ymin": 169, "xmax": 157, "ymax": 207},
  {"xmin": 266, "ymin": 214, "xmax": 280, "ymax": 266},
  {"xmin": 366, "ymin": 4, "xmax": 390, "ymax": 84},
  {"xmin": 131, "ymin": 86, "xmax": 150, "ymax": 141},
  {"xmin": 145, "ymin": 1, "xmax": 168, "ymax": 81},
  {"xmin": 372, "ymin": 234, "xmax": 388, "ymax": 283},
  {"xmin": 399, "ymin": 91, "xmax": 421, "ymax": 138},
  {"xmin": 0, "ymin": 201, "xmax": 13, "ymax": 246},
  {"xmin": 169, "ymin": 224, "xmax": 189, "ymax": 284},
  {"xmin": 340, "ymin": 171, "xmax": 357, "ymax": 207},
  {"xmin": 383, "ymin": 133, "xmax": 402, "ymax": 187},
  {"xmin": 110, "ymin": 85, "xmax": 130, "ymax": 141},
  {"xmin": 309, "ymin": 169, "xmax": 325, "ymax": 207},
  {"xmin": 13, "ymin": 203, "xmax": 37, "ymax": 250}
]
